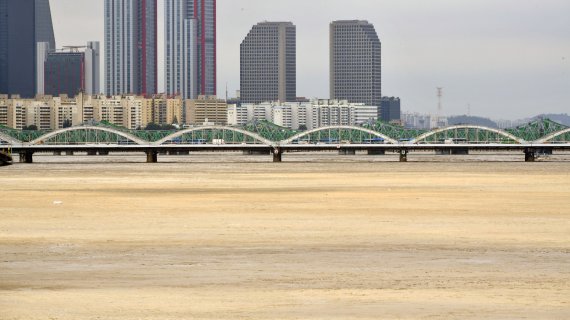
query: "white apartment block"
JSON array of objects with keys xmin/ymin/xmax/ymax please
[{"xmin": 228, "ymin": 99, "xmax": 379, "ymax": 130}]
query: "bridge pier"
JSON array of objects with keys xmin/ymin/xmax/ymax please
[
  {"xmin": 339, "ymin": 149, "xmax": 356, "ymax": 155},
  {"xmin": 66, "ymin": 151, "xmax": 74, "ymax": 156},
  {"xmin": 146, "ymin": 150, "xmax": 158, "ymax": 163},
  {"xmin": 19, "ymin": 151, "xmax": 34, "ymax": 163},
  {"xmin": 179, "ymin": 150, "xmax": 190, "ymax": 155},
  {"xmin": 272, "ymin": 148, "xmax": 282, "ymax": 163},
  {"xmin": 368, "ymin": 149, "xmax": 385, "ymax": 156},
  {"xmin": 53, "ymin": 151, "xmax": 62, "ymax": 156},
  {"xmin": 525, "ymin": 148, "xmax": 536, "ymax": 162},
  {"xmin": 87, "ymin": 150, "xmax": 97, "ymax": 156},
  {"xmin": 399, "ymin": 149, "xmax": 408, "ymax": 162}
]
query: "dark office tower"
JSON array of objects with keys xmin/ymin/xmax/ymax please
[
  {"xmin": 41, "ymin": 43, "xmax": 101, "ymax": 97},
  {"xmin": 105, "ymin": 0, "xmax": 157, "ymax": 96},
  {"xmin": 240, "ymin": 22, "xmax": 296, "ymax": 104},
  {"xmin": 44, "ymin": 52, "xmax": 84, "ymax": 97},
  {"xmin": 0, "ymin": 0, "xmax": 56, "ymax": 97},
  {"xmin": 381, "ymin": 96, "xmax": 401, "ymax": 122},
  {"xmin": 330, "ymin": 20, "xmax": 381, "ymax": 107},
  {"xmin": 166, "ymin": 0, "xmax": 216, "ymax": 98}
]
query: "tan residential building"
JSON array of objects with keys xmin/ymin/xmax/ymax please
[
  {"xmin": 185, "ymin": 96, "xmax": 228, "ymax": 125},
  {"xmin": 0, "ymin": 95, "xmax": 8, "ymax": 127},
  {"xmin": 51, "ymin": 95, "xmax": 80, "ymax": 129},
  {"xmin": 93, "ymin": 96, "xmax": 124, "ymax": 127},
  {"xmin": 121, "ymin": 95, "xmax": 144, "ymax": 129},
  {"xmin": 7, "ymin": 99, "xmax": 26, "ymax": 130},
  {"xmin": 25, "ymin": 100, "xmax": 53, "ymax": 130},
  {"xmin": 144, "ymin": 95, "xmax": 183, "ymax": 126}
]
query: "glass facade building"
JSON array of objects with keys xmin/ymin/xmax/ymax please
[
  {"xmin": 105, "ymin": 0, "xmax": 157, "ymax": 96},
  {"xmin": 0, "ymin": 0, "xmax": 55, "ymax": 98},
  {"xmin": 165, "ymin": 0, "xmax": 216, "ymax": 98}
]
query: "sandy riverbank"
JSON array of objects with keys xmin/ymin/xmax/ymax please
[{"xmin": 1, "ymin": 158, "xmax": 569, "ymax": 319}]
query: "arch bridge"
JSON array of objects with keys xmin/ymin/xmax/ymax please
[
  {"xmin": 29, "ymin": 126, "xmax": 147, "ymax": 145},
  {"xmin": 156, "ymin": 126, "xmax": 273, "ymax": 145},
  {"xmin": 410, "ymin": 125, "xmax": 525, "ymax": 144},
  {"xmin": 281, "ymin": 125, "xmax": 399, "ymax": 145}
]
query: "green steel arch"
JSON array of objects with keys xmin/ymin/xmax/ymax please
[
  {"xmin": 506, "ymin": 118, "xmax": 568, "ymax": 142},
  {"xmin": 0, "ymin": 131, "xmax": 22, "ymax": 145},
  {"xmin": 156, "ymin": 126, "xmax": 274, "ymax": 145},
  {"xmin": 535, "ymin": 128, "xmax": 570, "ymax": 144},
  {"xmin": 410, "ymin": 125, "xmax": 525, "ymax": 144},
  {"xmin": 30, "ymin": 126, "xmax": 148, "ymax": 145},
  {"xmin": 281, "ymin": 126, "xmax": 399, "ymax": 144}
]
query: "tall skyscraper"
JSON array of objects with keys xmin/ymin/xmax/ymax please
[
  {"xmin": 0, "ymin": 0, "xmax": 56, "ymax": 98},
  {"xmin": 105, "ymin": 0, "xmax": 157, "ymax": 96},
  {"xmin": 165, "ymin": 0, "xmax": 216, "ymax": 98},
  {"xmin": 240, "ymin": 22, "xmax": 296, "ymax": 104},
  {"xmin": 330, "ymin": 20, "xmax": 381, "ymax": 108}
]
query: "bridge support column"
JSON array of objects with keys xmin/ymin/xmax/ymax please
[
  {"xmin": 53, "ymin": 151, "xmax": 62, "ymax": 156},
  {"xmin": 179, "ymin": 150, "xmax": 190, "ymax": 155},
  {"xmin": 368, "ymin": 149, "xmax": 385, "ymax": 156},
  {"xmin": 146, "ymin": 150, "xmax": 158, "ymax": 163},
  {"xmin": 272, "ymin": 148, "xmax": 282, "ymax": 163},
  {"xmin": 66, "ymin": 151, "xmax": 74, "ymax": 156},
  {"xmin": 399, "ymin": 149, "xmax": 408, "ymax": 162},
  {"xmin": 525, "ymin": 148, "xmax": 536, "ymax": 162},
  {"xmin": 87, "ymin": 150, "xmax": 97, "ymax": 156},
  {"xmin": 98, "ymin": 150, "xmax": 109, "ymax": 156},
  {"xmin": 19, "ymin": 151, "xmax": 33, "ymax": 164},
  {"xmin": 339, "ymin": 149, "xmax": 356, "ymax": 155}
]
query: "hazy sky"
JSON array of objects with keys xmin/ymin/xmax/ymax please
[{"xmin": 50, "ymin": 0, "xmax": 570, "ymax": 119}]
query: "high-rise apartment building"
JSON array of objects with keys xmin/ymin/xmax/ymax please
[
  {"xmin": 0, "ymin": 0, "xmax": 56, "ymax": 98},
  {"xmin": 105, "ymin": 0, "xmax": 157, "ymax": 96},
  {"xmin": 165, "ymin": 0, "xmax": 216, "ymax": 99},
  {"xmin": 240, "ymin": 22, "xmax": 296, "ymax": 104},
  {"xmin": 330, "ymin": 20, "xmax": 381, "ymax": 108}
]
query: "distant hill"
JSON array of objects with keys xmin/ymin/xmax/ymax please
[{"xmin": 447, "ymin": 115, "xmax": 498, "ymax": 128}]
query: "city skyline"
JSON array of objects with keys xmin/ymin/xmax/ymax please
[{"xmin": 22, "ymin": 0, "xmax": 570, "ymax": 119}]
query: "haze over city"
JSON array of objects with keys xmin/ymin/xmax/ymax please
[{"xmin": 50, "ymin": 0, "xmax": 570, "ymax": 119}]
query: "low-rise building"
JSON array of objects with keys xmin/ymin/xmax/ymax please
[{"xmin": 185, "ymin": 96, "xmax": 227, "ymax": 125}]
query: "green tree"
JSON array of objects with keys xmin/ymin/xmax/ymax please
[{"xmin": 23, "ymin": 125, "xmax": 38, "ymax": 131}]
